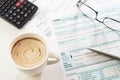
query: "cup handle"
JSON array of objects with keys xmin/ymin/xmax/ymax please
[{"xmin": 47, "ymin": 52, "xmax": 60, "ymax": 65}]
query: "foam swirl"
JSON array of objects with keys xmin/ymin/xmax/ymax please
[{"xmin": 11, "ymin": 38, "xmax": 46, "ymax": 68}]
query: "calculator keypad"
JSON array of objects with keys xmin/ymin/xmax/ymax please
[{"xmin": 0, "ymin": 0, "xmax": 38, "ymax": 29}]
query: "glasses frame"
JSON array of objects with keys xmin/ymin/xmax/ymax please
[{"xmin": 76, "ymin": 0, "xmax": 120, "ymax": 32}]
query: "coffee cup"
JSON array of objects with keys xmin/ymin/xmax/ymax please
[{"xmin": 9, "ymin": 32, "xmax": 60, "ymax": 76}]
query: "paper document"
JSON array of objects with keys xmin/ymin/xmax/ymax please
[
  {"xmin": 23, "ymin": 0, "xmax": 78, "ymax": 37},
  {"xmin": 53, "ymin": 0, "xmax": 120, "ymax": 80}
]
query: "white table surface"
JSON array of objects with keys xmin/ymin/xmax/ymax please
[{"xmin": 0, "ymin": 18, "xmax": 64, "ymax": 80}]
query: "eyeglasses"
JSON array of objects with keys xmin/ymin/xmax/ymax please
[{"xmin": 76, "ymin": 0, "xmax": 120, "ymax": 32}]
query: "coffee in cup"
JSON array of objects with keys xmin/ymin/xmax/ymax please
[
  {"xmin": 10, "ymin": 33, "xmax": 59, "ymax": 75},
  {"xmin": 11, "ymin": 37, "xmax": 46, "ymax": 68}
]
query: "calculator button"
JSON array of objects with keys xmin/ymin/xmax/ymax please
[
  {"xmin": 6, "ymin": 5, "xmax": 11, "ymax": 10},
  {"xmin": 20, "ymin": 11, "xmax": 24, "ymax": 14},
  {"xmin": 21, "ymin": 5, "xmax": 28, "ymax": 12},
  {"xmin": 0, "ymin": 4, "xmax": 2, "ymax": 8},
  {"xmin": 12, "ymin": 19, "xmax": 17, "ymax": 23},
  {"xmin": 9, "ymin": 10, "xmax": 13, "ymax": 14},
  {"xmin": 23, "ymin": 1, "xmax": 27, "ymax": 5},
  {"xmin": 7, "ymin": 0, "xmax": 11, "ymax": 4},
  {"xmin": 31, "ymin": 6, "xmax": 35, "ymax": 10},
  {"xmin": 13, "ymin": 0, "xmax": 17, "ymax": 2},
  {"xmin": 4, "ymin": 3, "xmax": 8, "ymax": 7},
  {"xmin": 16, "ymin": 15, "xmax": 21, "ymax": 19},
  {"xmin": 19, "ymin": 0, "xmax": 24, "ymax": 3},
  {"xmin": 26, "ymin": 3, "xmax": 31, "ymax": 7},
  {"xmin": 1, "ymin": 12, "xmax": 5, "ymax": 16},
  {"xmin": 24, "ymin": 7, "xmax": 28, "ymax": 11},
  {"xmin": 1, "ymin": 6, "xmax": 5, "ymax": 10},
  {"xmin": 16, "ymin": 8, "xmax": 20, "ymax": 12},
  {"xmin": 20, "ymin": 4, "xmax": 24, "ymax": 9},
  {"xmin": 13, "ymin": 13, "xmax": 17, "ymax": 16},
  {"xmin": 28, "ymin": 10, "xmax": 31, "ymax": 13},
  {"xmin": 4, "ymin": 8, "xmax": 8, "ymax": 12},
  {"xmin": 16, "ymin": 21, "xmax": 21, "ymax": 25},
  {"xmin": 16, "ymin": 2, "xmax": 21, "ymax": 6},
  {"xmin": 19, "ymin": 17, "xmax": 24, "ymax": 21},
  {"xmin": 5, "ymin": 7, "xmax": 9, "ymax": 11},
  {"xmin": 8, "ymin": 16, "xmax": 13, "ymax": 20},
  {"xmin": 1, "ymin": 1, "xmax": 5, "ymax": 5},
  {"xmin": 24, "ymin": 13, "xmax": 28, "ymax": 17},
  {"xmin": 4, "ymin": 14, "xmax": 9, "ymax": 18}
]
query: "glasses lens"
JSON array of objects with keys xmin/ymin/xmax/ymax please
[
  {"xmin": 104, "ymin": 18, "xmax": 120, "ymax": 31},
  {"xmin": 77, "ymin": 3, "xmax": 96, "ymax": 19}
]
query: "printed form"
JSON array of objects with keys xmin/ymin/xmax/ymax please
[
  {"xmin": 22, "ymin": 0, "xmax": 120, "ymax": 80},
  {"xmin": 53, "ymin": 0, "xmax": 120, "ymax": 80}
]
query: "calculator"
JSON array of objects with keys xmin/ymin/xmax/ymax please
[{"xmin": 0, "ymin": 0, "xmax": 38, "ymax": 29}]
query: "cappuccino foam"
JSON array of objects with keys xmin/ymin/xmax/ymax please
[{"xmin": 11, "ymin": 38, "xmax": 46, "ymax": 68}]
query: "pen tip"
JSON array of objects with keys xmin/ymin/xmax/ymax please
[
  {"xmin": 87, "ymin": 47, "xmax": 91, "ymax": 50},
  {"xmin": 87, "ymin": 48, "xmax": 95, "ymax": 51}
]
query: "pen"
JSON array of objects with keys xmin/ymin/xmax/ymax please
[{"xmin": 87, "ymin": 48, "xmax": 120, "ymax": 59}]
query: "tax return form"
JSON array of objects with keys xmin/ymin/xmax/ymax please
[{"xmin": 52, "ymin": 0, "xmax": 120, "ymax": 80}]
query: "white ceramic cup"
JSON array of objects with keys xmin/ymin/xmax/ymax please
[{"xmin": 9, "ymin": 32, "xmax": 60, "ymax": 76}]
